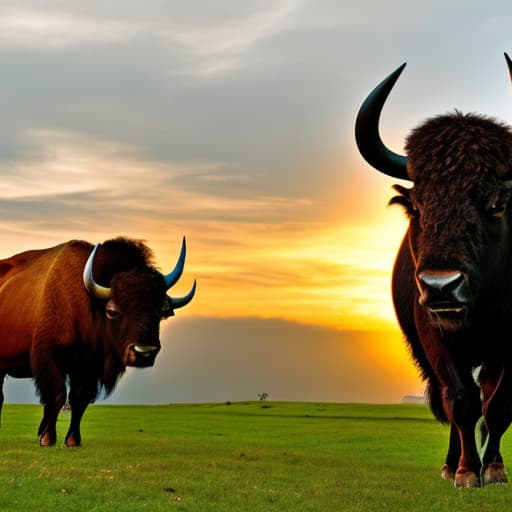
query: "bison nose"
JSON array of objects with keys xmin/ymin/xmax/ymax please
[{"xmin": 417, "ymin": 271, "xmax": 469, "ymax": 309}]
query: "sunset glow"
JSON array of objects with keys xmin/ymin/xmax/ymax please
[
  {"xmin": 184, "ymin": 211, "xmax": 408, "ymax": 331},
  {"xmin": 2, "ymin": 2, "xmax": 509, "ymax": 404},
  {"xmin": 0, "ymin": 129, "xmax": 408, "ymax": 334}
]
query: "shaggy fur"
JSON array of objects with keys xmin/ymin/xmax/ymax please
[
  {"xmin": 405, "ymin": 111, "xmax": 512, "ymax": 181},
  {"xmin": 389, "ymin": 111, "xmax": 512, "ymax": 486},
  {"xmin": 398, "ymin": 115, "xmax": 511, "ymax": 273},
  {"xmin": 0, "ymin": 238, "xmax": 176, "ymax": 447}
]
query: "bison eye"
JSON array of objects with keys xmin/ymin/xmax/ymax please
[
  {"xmin": 487, "ymin": 194, "xmax": 509, "ymax": 220},
  {"xmin": 487, "ymin": 190, "xmax": 510, "ymax": 219},
  {"xmin": 106, "ymin": 300, "xmax": 121, "ymax": 320},
  {"xmin": 489, "ymin": 204, "xmax": 506, "ymax": 219}
]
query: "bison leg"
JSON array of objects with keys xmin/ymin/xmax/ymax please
[
  {"xmin": 65, "ymin": 389, "xmax": 92, "ymax": 447},
  {"xmin": 64, "ymin": 406, "xmax": 86, "ymax": 447},
  {"xmin": 33, "ymin": 356, "xmax": 67, "ymax": 447},
  {"xmin": 64, "ymin": 371, "xmax": 98, "ymax": 447},
  {"xmin": 452, "ymin": 418, "xmax": 481, "ymax": 489},
  {"xmin": 480, "ymin": 368, "xmax": 512, "ymax": 485},
  {"xmin": 427, "ymin": 381, "xmax": 461, "ymax": 480},
  {"xmin": 441, "ymin": 424, "xmax": 460, "ymax": 480},
  {"xmin": 440, "ymin": 370, "xmax": 482, "ymax": 487},
  {"xmin": 38, "ymin": 393, "xmax": 66, "ymax": 446}
]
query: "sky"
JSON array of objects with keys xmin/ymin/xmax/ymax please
[{"xmin": 2, "ymin": 0, "xmax": 512, "ymax": 405}]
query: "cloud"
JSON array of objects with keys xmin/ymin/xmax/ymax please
[
  {"xmin": 0, "ymin": 1, "xmax": 306, "ymax": 76},
  {"xmin": 159, "ymin": 0, "xmax": 304, "ymax": 76},
  {"xmin": 0, "ymin": 7, "xmax": 142, "ymax": 48},
  {"xmin": 0, "ymin": 129, "xmax": 320, "ymax": 269},
  {"xmin": 0, "ymin": 129, "xmax": 313, "ymax": 224}
]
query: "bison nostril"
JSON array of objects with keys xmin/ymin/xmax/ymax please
[
  {"xmin": 418, "ymin": 271, "xmax": 464, "ymax": 293},
  {"xmin": 417, "ymin": 271, "xmax": 469, "ymax": 308}
]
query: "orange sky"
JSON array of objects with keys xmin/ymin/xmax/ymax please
[{"xmin": 0, "ymin": 132, "xmax": 407, "ymax": 332}]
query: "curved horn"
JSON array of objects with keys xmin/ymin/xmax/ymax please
[
  {"xmin": 505, "ymin": 52, "xmax": 512, "ymax": 84},
  {"xmin": 355, "ymin": 63, "xmax": 409, "ymax": 180},
  {"xmin": 170, "ymin": 279, "xmax": 196, "ymax": 309},
  {"xmin": 164, "ymin": 236, "xmax": 187, "ymax": 290},
  {"xmin": 83, "ymin": 244, "xmax": 111, "ymax": 300}
]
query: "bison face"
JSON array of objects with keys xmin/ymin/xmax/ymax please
[
  {"xmin": 106, "ymin": 269, "xmax": 166, "ymax": 368},
  {"xmin": 391, "ymin": 175, "xmax": 512, "ymax": 332},
  {"xmin": 83, "ymin": 237, "xmax": 196, "ymax": 367},
  {"xmin": 355, "ymin": 60, "xmax": 512, "ymax": 333}
]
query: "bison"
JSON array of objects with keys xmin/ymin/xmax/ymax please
[
  {"xmin": 0, "ymin": 237, "xmax": 195, "ymax": 446},
  {"xmin": 355, "ymin": 53, "xmax": 512, "ymax": 487}
]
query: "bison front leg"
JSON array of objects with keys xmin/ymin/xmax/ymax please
[
  {"xmin": 480, "ymin": 367, "xmax": 512, "ymax": 485},
  {"xmin": 434, "ymin": 358, "xmax": 482, "ymax": 487},
  {"xmin": 441, "ymin": 424, "xmax": 460, "ymax": 481},
  {"xmin": 64, "ymin": 400, "xmax": 87, "ymax": 447},
  {"xmin": 37, "ymin": 392, "xmax": 67, "ymax": 446},
  {"xmin": 33, "ymin": 355, "xmax": 67, "ymax": 446},
  {"xmin": 65, "ymin": 383, "xmax": 95, "ymax": 447},
  {"xmin": 442, "ymin": 383, "xmax": 482, "ymax": 487},
  {"xmin": 425, "ymin": 381, "xmax": 461, "ymax": 480},
  {"xmin": 421, "ymin": 326, "xmax": 482, "ymax": 486}
]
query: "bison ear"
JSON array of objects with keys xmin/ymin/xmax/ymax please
[
  {"xmin": 389, "ymin": 184, "xmax": 416, "ymax": 216},
  {"xmin": 161, "ymin": 296, "xmax": 174, "ymax": 319}
]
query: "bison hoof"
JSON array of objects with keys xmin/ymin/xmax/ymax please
[
  {"xmin": 454, "ymin": 469, "xmax": 480, "ymax": 488},
  {"xmin": 441, "ymin": 464, "xmax": 455, "ymax": 480},
  {"xmin": 39, "ymin": 431, "xmax": 56, "ymax": 447},
  {"xmin": 482, "ymin": 463, "xmax": 508, "ymax": 485},
  {"xmin": 65, "ymin": 434, "xmax": 81, "ymax": 447}
]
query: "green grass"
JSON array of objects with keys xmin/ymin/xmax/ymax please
[{"xmin": 1, "ymin": 402, "xmax": 512, "ymax": 511}]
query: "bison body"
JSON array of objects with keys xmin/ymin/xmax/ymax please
[
  {"xmin": 0, "ymin": 237, "xmax": 195, "ymax": 446},
  {"xmin": 355, "ymin": 54, "xmax": 512, "ymax": 487}
]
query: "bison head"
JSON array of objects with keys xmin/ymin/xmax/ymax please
[
  {"xmin": 82, "ymin": 237, "xmax": 196, "ymax": 367},
  {"xmin": 355, "ymin": 55, "xmax": 512, "ymax": 332}
]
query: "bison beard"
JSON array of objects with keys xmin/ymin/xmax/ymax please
[
  {"xmin": 355, "ymin": 54, "xmax": 512, "ymax": 487},
  {"xmin": 0, "ymin": 237, "xmax": 195, "ymax": 447}
]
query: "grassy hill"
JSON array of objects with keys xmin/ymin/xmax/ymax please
[{"xmin": 0, "ymin": 402, "xmax": 511, "ymax": 511}]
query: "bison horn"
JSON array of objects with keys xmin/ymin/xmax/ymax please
[
  {"xmin": 163, "ymin": 236, "xmax": 187, "ymax": 290},
  {"xmin": 355, "ymin": 63, "xmax": 409, "ymax": 181},
  {"xmin": 83, "ymin": 244, "xmax": 112, "ymax": 300},
  {"xmin": 170, "ymin": 279, "xmax": 196, "ymax": 309},
  {"xmin": 506, "ymin": 52, "xmax": 512, "ymax": 84}
]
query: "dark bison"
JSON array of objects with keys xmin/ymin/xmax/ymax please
[
  {"xmin": 355, "ymin": 53, "xmax": 512, "ymax": 487},
  {"xmin": 0, "ymin": 237, "xmax": 195, "ymax": 446}
]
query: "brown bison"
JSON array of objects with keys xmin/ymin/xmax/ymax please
[
  {"xmin": 355, "ymin": 53, "xmax": 512, "ymax": 487},
  {"xmin": 0, "ymin": 237, "xmax": 195, "ymax": 446}
]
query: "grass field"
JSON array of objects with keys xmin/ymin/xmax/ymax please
[{"xmin": 1, "ymin": 402, "xmax": 512, "ymax": 511}]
